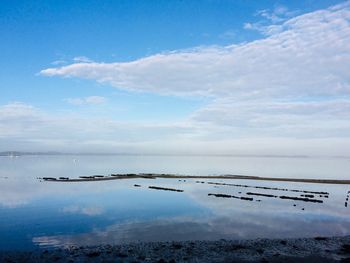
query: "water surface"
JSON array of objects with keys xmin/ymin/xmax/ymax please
[{"xmin": 0, "ymin": 155, "xmax": 349, "ymax": 250}]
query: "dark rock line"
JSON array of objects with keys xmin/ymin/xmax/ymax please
[
  {"xmin": 246, "ymin": 192, "xmax": 276, "ymax": 198},
  {"xmin": 279, "ymin": 195, "xmax": 323, "ymax": 203},
  {"xmin": 301, "ymin": 194, "xmax": 314, "ymax": 198},
  {"xmin": 245, "ymin": 192, "xmax": 323, "ymax": 203},
  {"xmin": 205, "ymin": 181, "xmax": 329, "ymax": 195},
  {"xmin": 208, "ymin": 193, "xmax": 254, "ymax": 201},
  {"xmin": 209, "ymin": 191, "xmax": 323, "ymax": 204},
  {"xmin": 148, "ymin": 186, "xmax": 184, "ymax": 192},
  {"xmin": 133, "ymin": 184, "xmax": 184, "ymax": 192}
]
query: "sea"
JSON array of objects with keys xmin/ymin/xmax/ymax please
[{"xmin": 0, "ymin": 155, "xmax": 349, "ymax": 250}]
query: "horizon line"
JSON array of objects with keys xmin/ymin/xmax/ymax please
[{"xmin": 1, "ymin": 151, "xmax": 349, "ymax": 159}]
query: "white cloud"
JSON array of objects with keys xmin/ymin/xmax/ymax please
[
  {"xmin": 73, "ymin": 56, "xmax": 94, "ymax": 63},
  {"xmin": 0, "ymin": 102, "xmax": 198, "ymax": 153},
  {"xmin": 256, "ymin": 5, "xmax": 297, "ymax": 23},
  {"xmin": 1, "ymin": 101, "xmax": 350, "ymax": 156},
  {"xmin": 190, "ymin": 98, "xmax": 350, "ymax": 139},
  {"xmin": 0, "ymin": 102, "xmax": 44, "ymax": 137},
  {"xmin": 64, "ymin": 96, "xmax": 107, "ymax": 105},
  {"xmin": 51, "ymin": 60, "xmax": 67, "ymax": 65},
  {"xmin": 40, "ymin": 2, "xmax": 350, "ymax": 100},
  {"xmin": 244, "ymin": 5, "xmax": 299, "ymax": 35},
  {"xmin": 0, "ymin": 102, "xmax": 38, "ymax": 119}
]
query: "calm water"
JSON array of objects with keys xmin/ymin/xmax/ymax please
[{"xmin": 0, "ymin": 155, "xmax": 350, "ymax": 251}]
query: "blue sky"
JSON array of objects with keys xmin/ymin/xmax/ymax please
[{"xmin": 1, "ymin": 0, "xmax": 350, "ymax": 155}]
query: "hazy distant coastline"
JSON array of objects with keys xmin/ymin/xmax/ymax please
[{"xmin": 1, "ymin": 151, "xmax": 349, "ymax": 159}]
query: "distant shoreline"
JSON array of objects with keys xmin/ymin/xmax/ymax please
[
  {"xmin": 41, "ymin": 173, "xmax": 350, "ymax": 184},
  {"xmin": 2, "ymin": 151, "xmax": 350, "ymax": 159}
]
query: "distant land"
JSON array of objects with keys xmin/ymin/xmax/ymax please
[{"xmin": 0, "ymin": 151, "xmax": 349, "ymax": 159}]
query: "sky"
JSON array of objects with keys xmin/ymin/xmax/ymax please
[{"xmin": 1, "ymin": 0, "xmax": 350, "ymax": 156}]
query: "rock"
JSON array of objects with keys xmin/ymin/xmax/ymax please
[
  {"xmin": 231, "ymin": 244, "xmax": 246, "ymax": 250},
  {"xmin": 301, "ymin": 194, "xmax": 314, "ymax": 198},
  {"xmin": 256, "ymin": 248, "xmax": 264, "ymax": 254},
  {"xmin": 3, "ymin": 257, "xmax": 15, "ymax": 263},
  {"xmin": 246, "ymin": 192, "xmax": 276, "ymax": 198},
  {"xmin": 137, "ymin": 255, "xmax": 146, "ymax": 260},
  {"xmin": 241, "ymin": 197, "xmax": 254, "ymax": 201},
  {"xmin": 117, "ymin": 252, "xmax": 128, "ymax": 258},
  {"xmin": 172, "ymin": 243, "xmax": 182, "ymax": 250},
  {"xmin": 149, "ymin": 186, "xmax": 184, "ymax": 192},
  {"xmin": 314, "ymin": 237, "xmax": 328, "ymax": 241},
  {"xmin": 86, "ymin": 250, "xmax": 101, "ymax": 257},
  {"xmin": 93, "ymin": 175, "xmax": 104, "ymax": 178},
  {"xmin": 342, "ymin": 244, "xmax": 350, "ymax": 253},
  {"xmin": 51, "ymin": 254, "xmax": 61, "ymax": 261}
]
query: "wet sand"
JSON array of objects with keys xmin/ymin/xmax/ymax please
[
  {"xmin": 41, "ymin": 173, "xmax": 350, "ymax": 184},
  {"xmin": 1, "ymin": 236, "xmax": 350, "ymax": 262}
]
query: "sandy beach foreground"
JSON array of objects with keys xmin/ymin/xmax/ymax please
[{"xmin": 1, "ymin": 236, "xmax": 350, "ymax": 263}]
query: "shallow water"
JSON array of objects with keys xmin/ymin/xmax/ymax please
[{"xmin": 0, "ymin": 155, "xmax": 349, "ymax": 250}]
